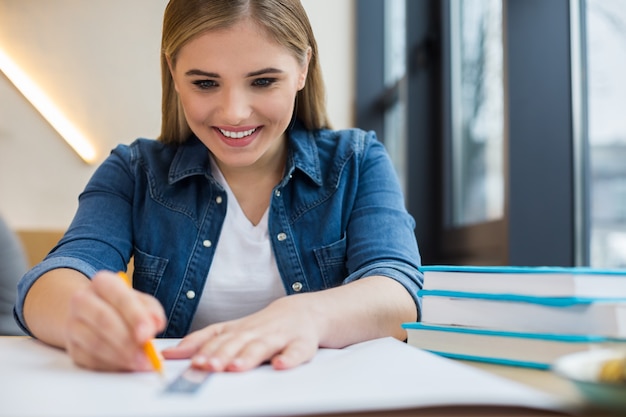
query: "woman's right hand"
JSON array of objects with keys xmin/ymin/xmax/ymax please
[
  {"xmin": 62, "ymin": 270, "xmax": 166, "ymax": 371},
  {"xmin": 64, "ymin": 270, "xmax": 166, "ymax": 372}
]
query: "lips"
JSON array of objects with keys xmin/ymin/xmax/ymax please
[
  {"xmin": 218, "ymin": 127, "xmax": 257, "ymax": 139},
  {"xmin": 214, "ymin": 126, "xmax": 261, "ymax": 148}
]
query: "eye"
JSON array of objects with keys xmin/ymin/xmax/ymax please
[
  {"xmin": 252, "ymin": 78, "xmax": 277, "ymax": 88},
  {"xmin": 192, "ymin": 79, "xmax": 217, "ymax": 90}
]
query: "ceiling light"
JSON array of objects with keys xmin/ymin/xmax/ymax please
[{"xmin": 0, "ymin": 47, "xmax": 97, "ymax": 164}]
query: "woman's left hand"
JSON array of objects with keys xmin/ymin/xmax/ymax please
[
  {"xmin": 161, "ymin": 294, "xmax": 320, "ymax": 372},
  {"xmin": 161, "ymin": 276, "xmax": 417, "ymax": 372}
]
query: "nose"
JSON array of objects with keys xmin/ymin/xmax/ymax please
[{"xmin": 219, "ymin": 87, "xmax": 251, "ymax": 124}]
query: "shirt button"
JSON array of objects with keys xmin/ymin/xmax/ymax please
[
  {"xmin": 216, "ymin": 196, "xmax": 223, "ymax": 204},
  {"xmin": 274, "ymin": 190, "xmax": 281, "ymax": 197},
  {"xmin": 277, "ymin": 232, "xmax": 287, "ymax": 241},
  {"xmin": 186, "ymin": 290, "xmax": 196, "ymax": 299},
  {"xmin": 292, "ymin": 282, "xmax": 303, "ymax": 292},
  {"xmin": 203, "ymin": 240, "xmax": 212, "ymax": 247}
]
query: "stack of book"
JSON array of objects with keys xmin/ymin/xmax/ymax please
[{"xmin": 403, "ymin": 265, "xmax": 626, "ymax": 369}]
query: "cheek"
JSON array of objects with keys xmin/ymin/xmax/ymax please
[
  {"xmin": 178, "ymin": 93, "xmax": 208, "ymax": 124},
  {"xmin": 261, "ymin": 92, "xmax": 297, "ymax": 122}
]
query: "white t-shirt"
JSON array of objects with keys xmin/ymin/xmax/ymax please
[{"xmin": 188, "ymin": 158, "xmax": 287, "ymax": 331}]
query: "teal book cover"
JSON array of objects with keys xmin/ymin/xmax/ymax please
[
  {"xmin": 419, "ymin": 265, "xmax": 626, "ymax": 298},
  {"xmin": 420, "ymin": 265, "xmax": 626, "ymax": 275},
  {"xmin": 418, "ymin": 289, "xmax": 626, "ymax": 306},
  {"xmin": 402, "ymin": 322, "xmax": 626, "ymax": 370}
]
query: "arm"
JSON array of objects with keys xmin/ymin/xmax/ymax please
[
  {"xmin": 299, "ymin": 275, "xmax": 417, "ymax": 348},
  {"xmin": 23, "ymin": 268, "xmax": 90, "ymax": 348},
  {"xmin": 163, "ymin": 274, "xmax": 415, "ymax": 372},
  {"xmin": 17, "ymin": 143, "xmax": 167, "ymax": 371}
]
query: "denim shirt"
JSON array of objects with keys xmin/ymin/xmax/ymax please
[{"xmin": 15, "ymin": 124, "xmax": 423, "ymax": 337}]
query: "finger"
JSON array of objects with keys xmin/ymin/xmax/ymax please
[
  {"xmin": 68, "ymin": 322, "xmax": 150, "ymax": 372},
  {"xmin": 68, "ymin": 283, "xmax": 134, "ymax": 355},
  {"xmin": 67, "ymin": 284, "xmax": 149, "ymax": 371},
  {"xmin": 270, "ymin": 340, "xmax": 317, "ymax": 370},
  {"xmin": 161, "ymin": 325, "xmax": 223, "ymax": 359},
  {"xmin": 189, "ymin": 330, "xmax": 257, "ymax": 372},
  {"xmin": 119, "ymin": 271, "xmax": 167, "ymax": 332},
  {"xmin": 224, "ymin": 337, "xmax": 284, "ymax": 372},
  {"xmin": 66, "ymin": 308, "xmax": 145, "ymax": 370},
  {"xmin": 91, "ymin": 272, "xmax": 160, "ymax": 343},
  {"xmin": 137, "ymin": 292, "xmax": 167, "ymax": 332}
]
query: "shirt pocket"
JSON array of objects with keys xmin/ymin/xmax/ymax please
[
  {"xmin": 313, "ymin": 235, "xmax": 348, "ymax": 288},
  {"xmin": 131, "ymin": 247, "xmax": 169, "ymax": 296}
]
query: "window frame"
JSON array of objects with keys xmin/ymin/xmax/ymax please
[{"xmin": 356, "ymin": 0, "xmax": 583, "ymax": 267}]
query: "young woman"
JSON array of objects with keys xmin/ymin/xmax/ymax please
[{"xmin": 15, "ymin": 0, "xmax": 422, "ymax": 373}]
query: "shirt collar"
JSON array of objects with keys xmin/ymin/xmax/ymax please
[
  {"xmin": 286, "ymin": 123, "xmax": 323, "ymax": 186},
  {"xmin": 168, "ymin": 137, "xmax": 211, "ymax": 184},
  {"xmin": 167, "ymin": 122, "xmax": 323, "ymax": 186}
]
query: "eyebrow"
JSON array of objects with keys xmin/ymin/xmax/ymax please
[{"xmin": 184, "ymin": 67, "xmax": 285, "ymax": 78}]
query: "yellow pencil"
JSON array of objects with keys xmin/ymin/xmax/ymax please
[{"xmin": 117, "ymin": 271, "xmax": 164, "ymax": 376}]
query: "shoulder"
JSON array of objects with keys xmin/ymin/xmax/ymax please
[
  {"xmin": 107, "ymin": 138, "xmax": 206, "ymax": 172},
  {"xmin": 291, "ymin": 126, "xmax": 383, "ymax": 163},
  {"xmin": 289, "ymin": 125, "xmax": 389, "ymax": 185},
  {"xmin": 84, "ymin": 139, "xmax": 184, "ymax": 188},
  {"xmin": 112, "ymin": 138, "xmax": 177, "ymax": 163},
  {"xmin": 312, "ymin": 128, "xmax": 389, "ymax": 171},
  {"xmin": 312, "ymin": 127, "xmax": 380, "ymax": 153}
]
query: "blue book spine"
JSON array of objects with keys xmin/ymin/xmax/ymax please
[
  {"xmin": 402, "ymin": 323, "xmax": 626, "ymax": 369},
  {"xmin": 418, "ymin": 289, "xmax": 626, "ymax": 306},
  {"xmin": 401, "ymin": 322, "xmax": 626, "ymax": 342},
  {"xmin": 425, "ymin": 350, "xmax": 551, "ymax": 370},
  {"xmin": 420, "ymin": 265, "xmax": 626, "ymax": 276}
]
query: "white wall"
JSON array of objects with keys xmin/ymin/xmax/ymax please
[{"xmin": 0, "ymin": 0, "xmax": 354, "ymax": 230}]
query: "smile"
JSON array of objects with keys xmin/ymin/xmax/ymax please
[{"xmin": 218, "ymin": 128, "xmax": 257, "ymax": 139}]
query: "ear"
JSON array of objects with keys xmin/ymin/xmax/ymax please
[
  {"xmin": 166, "ymin": 55, "xmax": 180, "ymax": 93},
  {"xmin": 297, "ymin": 47, "xmax": 312, "ymax": 91}
]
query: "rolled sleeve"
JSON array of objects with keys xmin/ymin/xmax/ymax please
[
  {"xmin": 344, "ymin": 262, "xmax": 423, "ymax": 320},
  {"xmin": 14, "ymin": 256, "xmax": 98, "ymax": 335}
]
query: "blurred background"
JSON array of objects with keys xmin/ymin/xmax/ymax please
[{"xmin": 1, "ymin": 0, "xmax": 625, "ymax": 269}]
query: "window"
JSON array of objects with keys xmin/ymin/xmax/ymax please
[
  {"xmin": 449, "ymin": 0, "xmax": 505, "ymax": 226},
  {"xmin": 383, "ymin": 0, "xmax": 408, "ymax": 193},
  {"xmin": 356, "ymin": 0, "xmax": 582, "ymax": 267},
  {"xmin": 585, "ymin": 0, "xmax": 626, "ymax": 267}
]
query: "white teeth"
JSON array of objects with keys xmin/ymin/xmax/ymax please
[{"xmin": 219, "ymin": 128, "xmax": 256, "ymax": 139}]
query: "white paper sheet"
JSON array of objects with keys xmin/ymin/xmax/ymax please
[{"xmin": 0, "ymin": 337, "xmax": 573, "ymax": 416}]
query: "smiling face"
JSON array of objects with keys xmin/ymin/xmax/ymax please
[{"xmin": 168, "ymin": 18, "xmax": 310, "ymax": 175}]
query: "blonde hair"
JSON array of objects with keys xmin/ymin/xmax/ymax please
[{"xmin": 158, "ymin": 0, "xmax": 330, "ymax": 144}]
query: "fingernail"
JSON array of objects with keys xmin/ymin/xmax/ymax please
[
  {"xmin": 272, "ymin": 355, "xmax": 288, "ymax": 370},
  {"xmin": 193, "ymin": 355, "xmax": 223, "ymax": 371},
  {"xmin": 192, "ymin": 355, "xmax": 208, "ymax": 367},
  {"xmin": 210, "ymin": 358, "xmax": 224, "ymax": 371},
  {"xmin": 229, "ymin": 357, "xmax": 246, "ymax": 371}
]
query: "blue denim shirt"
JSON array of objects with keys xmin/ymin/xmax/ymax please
[{"xmin": 15, "ymin": 124, "xmax": 423, "ymax": 337}]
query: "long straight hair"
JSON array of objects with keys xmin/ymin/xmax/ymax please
[{"xmin": 158, "ymin": 0, "xmax": 330, "ymax": 144}]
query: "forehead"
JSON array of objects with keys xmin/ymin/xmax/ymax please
[{"xmin": 175, "ymin": 19, "xmax": 299, "ymax": 72}]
